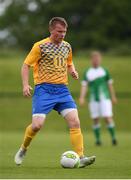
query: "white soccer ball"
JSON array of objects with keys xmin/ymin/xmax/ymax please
[{"xmin": 60, "ymin": 151, "xmax": 80, "ymax": 168}]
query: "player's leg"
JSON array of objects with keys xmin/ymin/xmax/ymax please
[
  {"xmin": 55, "ymin": 86, "xmax": 95, "ymax": 167},
  {"xmin": 22, "ymin": 114, "xmax": 46, "ymax": 150},
  {"xmin": 105, "ymin": 117, "xmax": 117, "ymax": 145},
  {"xmin": 14, "ymin": 115, "xmax": 46, "ymax": 165},
  {"xmin": 62, "ymin": 109, "xmax": 83, "ymax": 156},
  {"xmin": 100, "ymin": 99, "xmax": 117, "ymax": 145},
  {"xmin": 14, "ymin": 84, "xmax": 53, "ymax": 165},
  {"xmin": 93, "ymin": 118, "xmax": 101, "ymax": 145},
  {"xmin": 61, "ymin": 109, "xmax": 96, "ymax": 168},
  {"xmin": 89, "ymin": 101, "xmax": 101, "ymax": 145}
]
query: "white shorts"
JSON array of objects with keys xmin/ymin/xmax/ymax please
[{"xmin": 89, "ymin": 99, "xmax": 113, "ymax": 119}]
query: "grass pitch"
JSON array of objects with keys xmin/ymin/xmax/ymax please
[
  {"xmin": 0, "ymin": 131, "xmax": 131, "ymax": 179},
  {"xmin": 0, "ymin": 51, "xmax": 131, "ymax": 178}
]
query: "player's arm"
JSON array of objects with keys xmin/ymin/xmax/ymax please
[
  {"xmin": 67, "ymin": 47, "xmax": 78, "ymax": 80},
  {"xmin": 21, "ymin": 64, "xmax": 32, "ymax": 97},
  {"xmin": 106, "ymin": 68, "xmax": 117, "ymax": 104},
  {"xmin": 22, "ymin": 43, "xmax": 40, "ymax": 97},
  {"xmin": 108, "ymin": 82, "xmax": 117, "ymax": 104},
  {"xmin": 79, "ymin": 81, "xmax": 88, "ymax": 106},
  {"xmin": 68, "ymin": 63, "xmax": 79, "ymax": 80}
]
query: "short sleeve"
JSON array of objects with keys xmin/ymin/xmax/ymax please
[
  {"xmin": 24, "ymin": 43, "xmax": 41, "ymax": 67},
  {"xmin": 67, "ymin": 47, "xmax": 73, "ymax": 66},
  {"xmin": 105, "ymin": 68, "xmax": 113, "ymax": 84},
  {"xmin": 81, "ymin": 70, "xmax": 88, "ymax": 86}
]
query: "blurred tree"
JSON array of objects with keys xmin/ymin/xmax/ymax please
[{"xmin": 0, "ymin": 0, "xmax": 131, "ymax": 51}]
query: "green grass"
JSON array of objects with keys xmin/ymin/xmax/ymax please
[
  {"xmin": 0, "ymin": 51, "xmax": 131, "ymax": 178},
  {"xmin": 0, "ymin": 131, "xmax": 131, "ymax": 179},
  {"xmin": 0, "ymin": 52, "xmax": 131, "ymax": 132}
]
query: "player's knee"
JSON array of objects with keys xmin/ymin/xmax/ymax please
[
  {"xmin": 73, "ymin": 122, "xmax": 80, "ymax": 128},
  {"xmin": 32, "ymin": 122, "xmax": 43, "ymax": 131},
  {"xmin": 32, "ymin": 115, "xmax": 45, "ymax": 131},
  {"xmin": 105, "ymin": 117, "xmax": 113, "ymax": 124},
  {"xmin": 70, "ymin": 119, "xmax": 80, "ymax": 128}
]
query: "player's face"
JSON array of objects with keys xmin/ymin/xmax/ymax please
[
  {"xmin": 91, "ymin": 54, "xmax": 102, "ymax": 67},
  {"xmin": 50, "ymin": 23, "xmax": 67, "ymax": 44}
]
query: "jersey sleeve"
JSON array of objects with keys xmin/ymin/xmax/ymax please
[
  {"xmin": 81, "ymin": 70, "xmax": 88, "ymax": 86},
  {"xmin": 67, "ymin": 47, "xmax": 73, "ymax": 66},
  {"xmin": 24, "ymin": 43, "xmax": 41, "ymax": 67},
  {"xmin": 105, "ymin": 68, "xmax": 113, "ymax": 84}
]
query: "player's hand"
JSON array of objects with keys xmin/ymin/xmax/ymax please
[
  {"xmin": 112, "ymin": 96, "xmax": 117, "ymax": 104},
  {"xmin": 71, "ymin": 70, "xmax": 79, "ymax": 80},
  {"xmin": 79, "ymin": 97, "xmax": 85, "ymax": 106},
  {"xmin": 23, "ymin": 85, "xmax": 33, "ymax": 97}
]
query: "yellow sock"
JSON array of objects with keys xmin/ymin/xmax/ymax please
[
  {"xmin": 21, "ymin": 124, "xmax": 37, "ymax": 150},
  {"xmin": 70, "ymin": 128, "xmax": 84, "ymax": 157}
]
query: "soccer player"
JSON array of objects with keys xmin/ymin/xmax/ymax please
[
  {"xmin": 14, "ymin": 17, "xmax": 96, "ymax": 167},
  {"xmin": 79, "ymin": 51, "xmax": 117, "ymax": 146}
]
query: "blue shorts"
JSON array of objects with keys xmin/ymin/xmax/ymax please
[{"xmin": 32, "ymin": 83, "xmax": 77, "ymax": 115}]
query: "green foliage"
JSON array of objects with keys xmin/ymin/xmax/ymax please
[{"xmin": 0, "ymin": 0, "xmax": 131, "ymax": 51}]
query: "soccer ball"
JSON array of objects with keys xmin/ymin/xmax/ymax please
[{"xmin": 60, "ymin": 151, "xmax": 80, "ymax": 168}]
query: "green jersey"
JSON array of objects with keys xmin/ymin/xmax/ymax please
[{"xmin": 82, "ymin": 66, "xmax": 113, "ymax": 101}]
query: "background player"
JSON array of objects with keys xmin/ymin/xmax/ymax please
[
  {"xmin": 79, "ymin": 51, "xmax": 117, "ymax": 145},
  {"xmin": 14, "ymin": 17, "xmax": 95, "ymax": 167}
]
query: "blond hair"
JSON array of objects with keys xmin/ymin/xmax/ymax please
[
  {"xmin": 49, "ymin": 17, "xmax": 68, "ymax": 29},
  {"xmin": 91, "ymin": 51, "xmax": 101, "ymax": 57}
]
